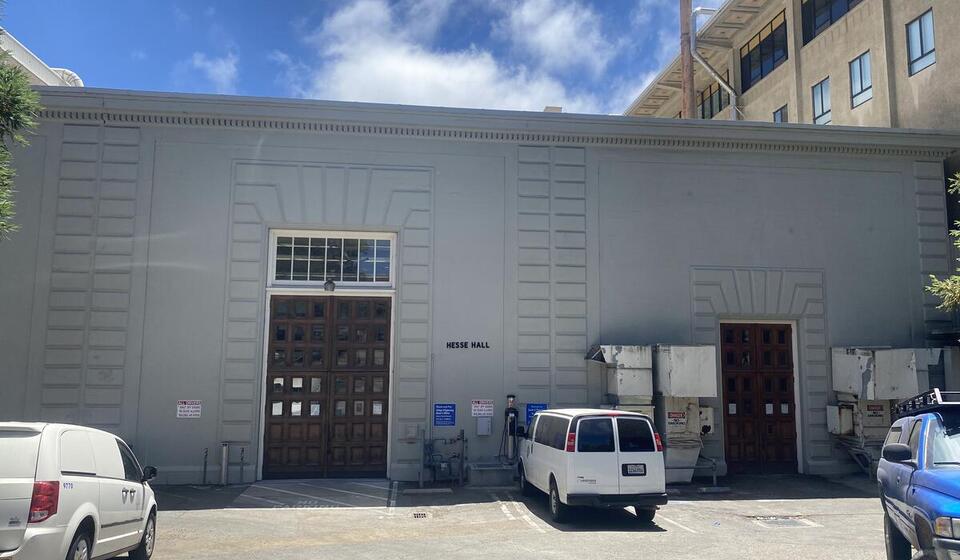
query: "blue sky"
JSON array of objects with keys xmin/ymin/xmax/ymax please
[{"xmin": 5, "ymin": 0, "xmax": 722, "ymax": 114}]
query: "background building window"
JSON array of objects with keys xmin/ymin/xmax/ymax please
[
  {"xmin": 272, "ymin": 232, "xmax": 393, "ymax": 286},
  {"xmin": 849, "ymin": 51, "xmax": 872, "ymax": 107},
  {"xmin": 773, "ymin": 105, "xmax": 788, "ymax": 123},
  {"xmin": 812, "ymin": 78, "xmax": 831, "ymax": 125},
  {"xmin": 740, "ymin": 11, "xmax": 788, "ymax": 91},
  {"xmin": 697, "ymin": 72, "xmax": 730, "ymax": 119},
  {"xmin": 907, "ymin": 9, "xmax": 936, "ymax": 75},
  {"xmin": 802, "ymin": 0, "xmax": 863, "ymax": 44}
]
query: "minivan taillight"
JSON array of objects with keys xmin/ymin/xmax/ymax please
[
  {"xmin": 29, "ymin": 481, "xmax": 59, "ymax": 523},
  {"xmin": 654, "ymin": 432, "xmax": 664, "ymax": 452},
  {"xmin": 565, "ymin": 431, "xmax": 577, "ymax": 452}
]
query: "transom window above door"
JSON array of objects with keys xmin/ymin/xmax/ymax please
[{"xmin": 270, "ymin": 230, "xmax": 395, "ymax": 288}]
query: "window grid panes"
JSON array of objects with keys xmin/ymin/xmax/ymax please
[
  {"xmin": 849, "ymin": 51, "xmax": 872, "ymax": 108},
  {"xmin": 812, "ymin": 78, "xmax": 831, "ymax": 125},
  {"xmin": 740, "ymin": 11, "xmax": 788, "ymax": 92},
  {"xmin": 696, "ymin": 71, "xmax": 730, "ymax": 120},
  {"xmin": 274, "ymin": 234, "xmax": 392, "ymax": 285},
  {"xmin": 802, "ymin": 0, "xmax": 863, "ymax": 44},
  {"xmin": 907, "ymin": 10, "xmax": 936, "ymax": 76},
  {"xmin": 773, "ymin": 105, "xmax": 788, "ymax": 123}
]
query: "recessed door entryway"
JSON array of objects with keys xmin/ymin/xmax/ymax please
[
  {"xmin": 720, "ymin": 323, "xmax": 798, "ymax": 474},
  {"xmin": 262, "ymin": 295, "xmax": 390, "ymax": 478}
]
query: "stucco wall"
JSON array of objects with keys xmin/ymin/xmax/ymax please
[
  {"xmin": 0, "ymin": 89, "xmax": 956, "ymax": 481},
  {"xmin": 888, "ymin": 0, "xmax": 960, "ymax": 130},
  {"xmin": 797, "ymin": 0, "xmax": 893, "ymax": 127}
]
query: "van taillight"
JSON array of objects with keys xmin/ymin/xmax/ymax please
[
  {"xmin": 565, "ymin": 431, "xmax": 577, "ymax": 452},
  {"xmin": 654, "ymin": 432, "xmax": 664, "ymax": 452},
  {"xmin": 29, "ymin": 481, "xmax": 59, "ymax": 523}
]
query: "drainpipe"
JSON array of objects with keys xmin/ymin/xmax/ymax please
[
  {"xmin": 680, "ymin": 0, "xmax": 695, "ymax": 119},
  {"xmin": 690, "ymin": 6, "xmax": 742, "ymax": 121}
]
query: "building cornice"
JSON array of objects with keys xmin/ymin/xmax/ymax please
[{"xmin": 36, "ymin": 87, "xmax": 960, "ymax": 160}]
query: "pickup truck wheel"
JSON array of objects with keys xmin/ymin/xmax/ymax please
[
  {"xmin": 518, "ymin": 463, "xmax": 535, "ymax": 497},
  {"xmin": 129, "ymin": 513, "xmax": 156, "ymax": 560},
  {"xmin": 634, "ymin": 507, "xmax": 656, "ymax": 523},
  {"xmin": 883, "ymin": 511, "xmax": 911, "ymax": 560},
  {"xmin": 549, "ymin": 480, "xmax": 568, "ymax": 523}
]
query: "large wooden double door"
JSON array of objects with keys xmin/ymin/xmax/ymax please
[
  {"xmin": 263, "ymin": 295, "xmax": 390, "ymax": 478},
  {"xmin": 721, "ymin": 323, "xmax": 798, "ymax": 474}
]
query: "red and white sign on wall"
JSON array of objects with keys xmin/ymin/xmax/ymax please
[
  {"xmin": 471, "ymin": 399, "xmax": 494, "ymax": 417},
  {"xmin": 176, "ymin": 400, "xmax": 202, "ymax": 418}
]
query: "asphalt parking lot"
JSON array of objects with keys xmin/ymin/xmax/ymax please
[{"xmin": 151, "ymin": 475, "xmax": 884, "ymax": 560}]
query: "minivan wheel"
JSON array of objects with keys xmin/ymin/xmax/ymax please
[
  {"xmin": 634, "ymin": 506, "xmax": 656, "ymax": 523},
  {"xmin": 883, "ymin": 511, "xmax": 911, "ymax": 560},
  {"xmin": 129, "ymin": 513, "xmax": 156, "ymax": 560},
  {"xmin": 66, "ymin": 531, "xmax": 92, "ymax": 560},
  {"xmin": 519, "ymin": 463, "xmax": 535, "ymax": 497},
  {"xmin": 549, "ymin": 480, "xmax": 568, "ymax": 523}
]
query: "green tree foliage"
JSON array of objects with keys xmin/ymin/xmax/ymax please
[
  {"xmin": 0, "ymin": 46, "xmax": 41, "ymax": 240},
  {"xmin": 928, "ymin": 172, "xmax": 960, "ymax": 310}
]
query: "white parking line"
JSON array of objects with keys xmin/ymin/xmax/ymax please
[
  {"xmin": 296, "ymin": 482, "xmax": 389, "ymax": 502},
  {"xmin": 490, "ymin": 493, "xmax": 517, "ymax": 521},
  {"xmin": 658, "ymin": 514, "xmax": 698, "ymax": 534},
  {"xmin": 389, "ymin": 481, "xmax": 399, "ymax": 508},
  {"xmin": 349, "ymin": 481, "xmax": 392, "ymax": 491},
  {"xmin": 252, "ymin": 484, "xmax": 376, "ymax": 508},
  {"xmin": 235, "ymin": 493, "xmax": 285, "ymax": 507},
  {"xmin": 506, "ymin": 493, "xmax": 547, "ymax": 534}
]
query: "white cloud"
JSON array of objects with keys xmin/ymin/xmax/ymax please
[
  {"xmin": 190, "ymin": 52, "xmax": 239, "ymax": 94},
  {"xmin": 130, "ymin": 49, "xmax": 147, "ymax": 61},
  {"xmin": 495, "ymin": 0, "xmax": 615, "ymax": 76},
  {"xmin": 173, "ymin": 6, "xmax": 190, "ymax": 26},
  {"xmin": 279, "ymin": 0, "xmax": 603, "ymax": 113}
]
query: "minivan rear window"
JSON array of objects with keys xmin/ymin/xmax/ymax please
[
  {"xmin": 618, "ymin": 418, "xmax": 656, "ymax": 452},
  {"xmin": 577, "ymin": 418, "xmax": 615, "ymax": 452},
  {"xmin": 0, "ymin": 431, "xmax": 41, "ymax": 478}
]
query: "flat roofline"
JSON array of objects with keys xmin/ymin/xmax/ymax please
[{"xmin": 35, "ymin": 86, "xmax": 960, "ymax": 157}]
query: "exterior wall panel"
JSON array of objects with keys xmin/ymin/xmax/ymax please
[{"xmin": 0, "ymin": 89, "xmax": 957, "ymax": 482}]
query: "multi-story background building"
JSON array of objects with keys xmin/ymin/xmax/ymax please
[{"xmin": 625, "ymin": 0, "xmax": 959, "ymax": 132}]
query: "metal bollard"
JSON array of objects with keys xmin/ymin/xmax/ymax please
[
  {"xmin": 220, "ymin": 442, "xmax": 229, "ymax": 486},
  {"xmin": 202, "ymin": 447, "xmax": 208, "ymax": 485}
]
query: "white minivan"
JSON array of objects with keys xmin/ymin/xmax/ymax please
[
  {"xmin": 0, "ymin": 423, "xmax": 158, "ymax": 560},
  {"xmin": 518, "ymin": 409, "xmax": 667, "ymax": 523}
]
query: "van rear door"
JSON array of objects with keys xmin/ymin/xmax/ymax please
[
  {"xmin": 615, "ymin": 416, "xmax": 665, "ymax": 495},
  {"xmin": 570, "ymin": 416, "xmax": 619, "ymax": 495},
  {"xmin": 0, "ymin": 428, "xmax": 42, "ymax": 553}
]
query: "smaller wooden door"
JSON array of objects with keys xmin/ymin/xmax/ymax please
[{"xmin": 721, "ymin": 323, "xmax": 797, "ymax": 474}]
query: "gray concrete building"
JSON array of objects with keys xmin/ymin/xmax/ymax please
[
  {"xmin": 625, "ymin": 0, "xmax": 960, "ymax": 130},
  {"xmin": 2, "ymin": 87, "xmax": 959, "ymax": 483}
]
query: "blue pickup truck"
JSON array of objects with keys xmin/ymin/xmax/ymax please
[{"xmin": 878, "ymin": 390, "xmax": 960, "ymax": 559}]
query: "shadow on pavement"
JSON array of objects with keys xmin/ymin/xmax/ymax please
[
  {"xmin": 519, "ymin": 490, "xmax": 668, "ymax": 533},
  {"xmin": 666, "ymin": 474, "xmax": 877, "ymax": 502},
  {"xmin": 154, "ymin": 484, "xmax": 251, "ymax": 511},
  {"xmin": 153, "ymin": 473, "xmax": 876, "ymax": 513}
]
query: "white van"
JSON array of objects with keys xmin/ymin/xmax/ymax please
[
  {"xmin": 0, "ymin": 423, "xmax": 158, "ymax": 560},
  {"xmin": 518, "ymin": 409, "xmax": 667, "ymax": 523}
]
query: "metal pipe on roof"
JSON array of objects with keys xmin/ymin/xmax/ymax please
[{"xmin": 691, "ymin": 6, "xmax": 742, "ymax": 121}]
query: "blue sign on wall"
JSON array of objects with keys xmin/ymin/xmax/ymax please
[
  {"xmin": 433, "ymin": 403, "xmax": 456, "ymax": 427},
  {"xmin": 526, "ymin": 403, "xmax": 548, "ymax": 426}
]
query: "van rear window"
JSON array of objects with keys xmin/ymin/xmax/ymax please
[
  {"xmin": 577, "ymin": 418, "xmax": 615, "ymax": 452},
  {"xmin": 0, "ymin": 431, "xmax": 41, "ymax": 478},
  {"xmin": 618, "ymin": 418, "xmax": 656, "ymax": 452}
]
